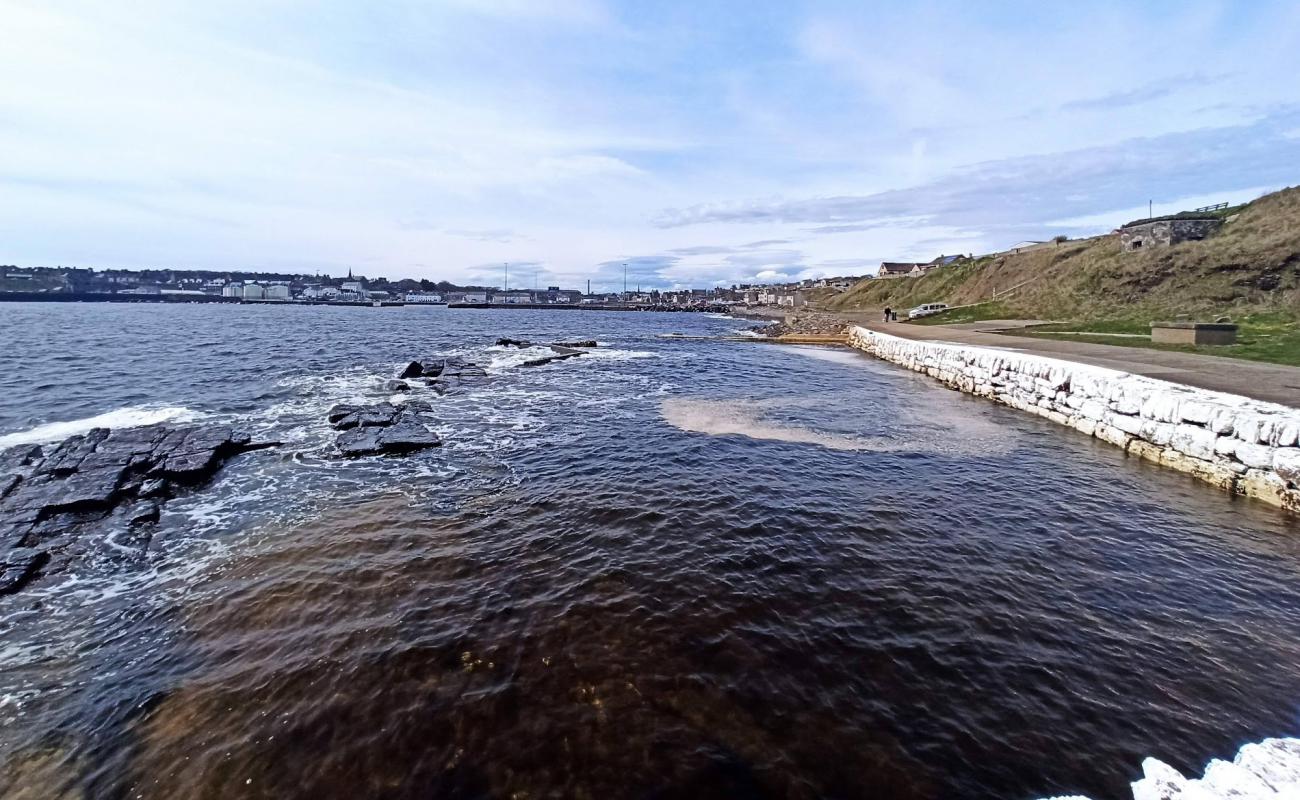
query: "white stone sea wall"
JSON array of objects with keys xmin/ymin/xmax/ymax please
[{"xmin": 847, "ymin": 327, "xmax": 1300, "ymax": 511}]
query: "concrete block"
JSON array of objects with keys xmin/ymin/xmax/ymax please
[
  {"xmin": 1235, "ymin": 441, "xmax": 1276, "ymax": 470},
  {"xmin": 1272, "ymin": 449, "xmax": 1300, "ymax": 485}
]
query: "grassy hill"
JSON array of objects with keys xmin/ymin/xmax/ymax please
[{"xmin": 824, "ymin": 185, "xmax": 1300, "ymax": 323}]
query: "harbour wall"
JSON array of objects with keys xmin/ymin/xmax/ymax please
[{"xmin": 847, "ymin": 326, "xmax": 1300, "ymax": 511}]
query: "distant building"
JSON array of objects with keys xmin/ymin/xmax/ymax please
[
  {"xmin": 222, "ymin": 284, "xmax": 243, "ymax": 298},
  {"xmin": 265, "ymin": 284, "xmax": 291, "ymax": 300},
  {"xmin": 405, "ymin": 292, "xmax": 444, "ymax": 303},
  {"xmin": 493, "ymin": 290, "xmax": 533, "ymax": 304},
  {"xmin": 1007, "ymin": 240, "xmax": 1049, "ymax": 254},
  {"xmin": 1119, "ymin": 216, "xmax": 1222, "ymax": 252},
  {"xmin": 877, "ymin": 262, "xmax": 926, "ymax": 279},
  {"xmin": 242, "ymin": 283, "xmax": 266, "ymax": 300}
]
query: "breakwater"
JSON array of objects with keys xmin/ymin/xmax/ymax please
[{"xmin": 847, "ymin": 326, "xmax": 1300, "ymax": 511}]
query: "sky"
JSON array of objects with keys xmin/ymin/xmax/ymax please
[{"xmin": 2, "ymin": 1, "xmax": 1299, "ymax": 291}]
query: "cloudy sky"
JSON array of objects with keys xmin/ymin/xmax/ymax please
[{"xmin": 3, "ymin": 1, "xmax": 1299, "ymax": 290}]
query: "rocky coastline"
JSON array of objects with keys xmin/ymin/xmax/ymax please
[{"xmin": 0, "ymin": 337, "xmax": 601, "ymax": 597}]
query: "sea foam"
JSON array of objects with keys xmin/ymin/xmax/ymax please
[
  {"xmin": 1042, "ymin": 737, "xmax": 1300, "ymax": 800},
  {"xmin": 0, "ymin": 405, "xmax": 203, "ymax": 448}
]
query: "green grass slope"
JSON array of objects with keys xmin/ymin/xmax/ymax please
[{"xmin": 825, "ymin": 185, "xmax": 1300, "ymax": 323}]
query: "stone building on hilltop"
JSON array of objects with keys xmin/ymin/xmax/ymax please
[{"xmin": 1119, "ymin": 215, "xmax": 1222, "ymax": 252}]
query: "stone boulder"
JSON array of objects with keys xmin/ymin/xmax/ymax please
[
  {"xmin": 397, "ymin": 361, "xmax": 425, "ymax": 379},
  {"xmin": 553, "ymin": 340, "xmax": 597, "ymax": 348},
  {"xmin": 496, "ymin": 338, "xmax": 531, "ymax": 348}
]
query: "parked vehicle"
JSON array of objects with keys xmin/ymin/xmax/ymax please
[{"xmin": 908, "ymin": 302, "xmax": 949, "ymax": 319}]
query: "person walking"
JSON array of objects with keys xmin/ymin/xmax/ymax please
[{"xmin": 883, "ymin": 306, "xmax": 892, "ymax": 323}]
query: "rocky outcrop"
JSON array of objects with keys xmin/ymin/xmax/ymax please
[
  {"xmin": 335, "ymin": 418, "xmax": 441, "ymax": 457},
  {"xmin": 757, "ymin": 313, "xmax": 850, "ymax": 338},
  {"xmin": 327, "ymin": 402, "xmax": 441, "ymax": 458},
  {"xmin": 0, "ymin": 424, "xmax": 275, "ymax": 595},
  {"xmin": 848, "ymin": 327, "xmax": 1300, "ymax": 511},
  {"xmin": 496, "ymin": 338, "xmax": 531, "ymax": 348},
  {"xmin": 520, "ymin": 345, "xmax": 588, "ymax": 368},
  {"xmin": 397, "ymin": 361, "xmax": 424, "ymax": 379},
  {"xmin": 553, "ymin": 340, "xmax": 598, "ymax": 348}
]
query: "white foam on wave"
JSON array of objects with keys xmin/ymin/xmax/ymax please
[
  {"xmin": 0, "ymin": 405, "xmax": 204, "ymax": 448},
  {"xmin": 1041, "ymin": 737, "xmax": 1300, "ymax": 800},
  {"xmin": 579, "ymin": 347, "xmax": 657, "ymax": 362}
]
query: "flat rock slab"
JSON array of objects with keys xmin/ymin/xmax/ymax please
[
  {"xmin": 336, "ymin": 417, "xmax": 441, "ymax": 457},
  {"xmin": 0, "ymin": 423, "xmax": 273, "ymax": 597},
  {"xmin": 328, "ymin": 403, "xmax": 403, "ymax": 431}
]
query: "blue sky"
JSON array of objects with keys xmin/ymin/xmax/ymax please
[{"xmin": 2, "ymin": 0, "xmax": 1298, "ymax": 290}]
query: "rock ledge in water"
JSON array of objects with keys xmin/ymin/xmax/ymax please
[{"xmin": 0, "ymin": 424, "xmax": 275, "ymax": 595}]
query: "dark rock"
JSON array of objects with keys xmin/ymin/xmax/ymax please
[
  {"xmin": 327, "ymin": 404, "xmax": 364, "ymax": 425},
  {"xmin": 0, "ymin": 549, "xmax": 49, "ymax": 595},
  {"xmin": 554, "ymin": 340, "xmax": 597, "ymax": 348},
  {"xmin": 127, "ymin": 501, "xmax": 161, "ymax": 527},
  {"xmin": 496, "ymin": 338, "xmax": 532, "ymax": 348},
  {"xmin": 0, "ymin": 444, "xmax": 43, "ymax": 473},
  {"xmin": 398, "ymin": 360, "xmax": 425, "ymax": 379},
  {"xmin": 0, "ymin": 474, "xmax": 19, "ymax": 502},
  {"xmin": 386, "ymin": 380, "xmax": 411, "ymax": 392},
  {"xmin": 37, "ymin": 428, "xmax": 111, "ymax": 476},
  {"xmin": 419, "ymin": 360, "xmax": 445, "ymax": 378},
  {"xmin": 405, "ymin": 400, "xmax": 435, "ymax": 414},
  {"xmin": 331, "ymin": 403, "xmax": 401, "ymax": 431},
  {"xmin": 0, "ymin": 422, "xmax": 273, "ymax": 596},
  {"xmin": 46, "ymin": 466, "xmax": 127, "ymax": 513},
  {"xmin": 520, "ymin": 351, "xmax": 584, "ymax": 368},
  {"xmin": 335, "ymin": 417, "xmax": 441, "ymax": 458},
  {"xmin": 138, "ymin": 478, "xmax": 168, "ymax": 498}
]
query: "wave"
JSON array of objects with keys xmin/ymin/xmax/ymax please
[
  {"xmin": 1042, "ymin": 737, "xmax": 1300, "ymax": 800},
  {"xmin": 0, "ymin": 405, "xmax": 204, "ymax": 449}
]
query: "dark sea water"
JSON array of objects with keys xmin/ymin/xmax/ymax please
[{"xmin": 1, "ymin": 303, "xmax": 1298, "ymax": 800}]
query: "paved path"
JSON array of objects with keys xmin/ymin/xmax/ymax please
[{"xmin": 855, "ymin": 321, "xmax": 1300, "ymax": 408}]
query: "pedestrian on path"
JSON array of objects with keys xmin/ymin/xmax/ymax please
[{"xmin": 883, "ymin": 306, "xmax": 892, "ymax": 323}]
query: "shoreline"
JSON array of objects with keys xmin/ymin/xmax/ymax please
[{"xmin": 845, "ymin": 326, "xmax": 1300, "ymax": 512}]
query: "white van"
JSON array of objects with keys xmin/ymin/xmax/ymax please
[{"xmin": 908, "ymin": 302, "xmax": 949, "ymax": 319}]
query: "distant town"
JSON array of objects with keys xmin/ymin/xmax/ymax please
[{"xmin": 0, "ymin": 248, "xmax": 988, "ymax": 310}]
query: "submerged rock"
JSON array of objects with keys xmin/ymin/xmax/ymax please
[
  {"xmin": 520, "ymin": 345, "xmax": 587, "ymax": 368},
  {"xmin": 496, "ymin": 338, "xmax": 531, "ymax": 348},
  {"xmin": 385, "ymin": 380, "xmax": 411, "ymax": 392},
  {"xmin": 553, "ymin": 340, "xmax": 597, "ymax": 348}
]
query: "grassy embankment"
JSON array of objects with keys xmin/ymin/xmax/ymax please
[{"xmin": 821, "ymin": 186, "xmax": 1300, "ymax": 365}]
